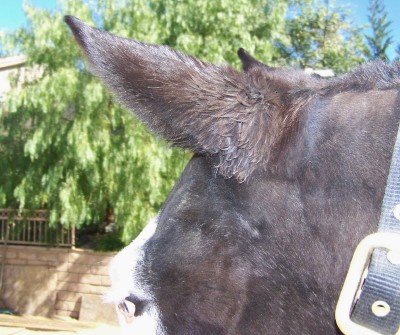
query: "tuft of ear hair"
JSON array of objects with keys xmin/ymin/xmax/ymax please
[{"xmin": 65, "ymin": 16, "xmax": 284, "ymax": 181}]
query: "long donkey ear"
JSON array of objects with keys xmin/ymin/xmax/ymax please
[{"xmin": 65, "ymin": 16, "xmax": 279, "ymax": 181}]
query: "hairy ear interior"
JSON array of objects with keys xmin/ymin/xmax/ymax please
[{"xmin": 65, "ymin": 16, "xmax": 282, "ymax": 181}]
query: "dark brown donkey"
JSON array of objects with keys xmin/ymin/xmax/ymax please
[{"xmin": 65, "ymin": 15, "xmax": 400, "ymax": 334}]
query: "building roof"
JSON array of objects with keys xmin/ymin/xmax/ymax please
[{"xmin": 0, "ymin": 55, "xmax": 27, "ymax": 70}]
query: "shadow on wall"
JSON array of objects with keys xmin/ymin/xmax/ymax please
[
  {"xmin": 1, "ymin": 265, "xmax": 57, "ymax": 317},
  {"xmin": 0, "ymin": 245, "xmax": 118, "ymax": 325}
]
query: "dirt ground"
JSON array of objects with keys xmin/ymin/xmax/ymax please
[{"xmin": 0, "ymin": 314, "xmax": 119, "ymax": 335}]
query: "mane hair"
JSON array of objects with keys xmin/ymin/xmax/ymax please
[{"xmin": 327, "ymin": 60, "xmax": 400, "ymax": 92}]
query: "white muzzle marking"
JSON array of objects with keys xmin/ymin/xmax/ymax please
[{"xmin": 106, "ymin": 216, "xmax": 163, "ymax": 334}]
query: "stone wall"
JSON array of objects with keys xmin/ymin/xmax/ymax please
[{"xmin": 0, "ymin": 245, "xmax": 118, "ymax": 324}]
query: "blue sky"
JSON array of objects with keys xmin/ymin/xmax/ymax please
[
  {"xmin": 344, "ymin": 0, "xmax": 400, "ymax": 58},
  {"xmin": 0, "ymin": 0, "xmax": 399, "ymax": 59}
]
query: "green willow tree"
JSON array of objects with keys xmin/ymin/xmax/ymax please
[
  {"xmin": 0, "ymin": 2, "xmax": 186, "ymax": 245},
  {"xmin": 0, "ymin": 0, "xmax": 290, "ymax": 245}
]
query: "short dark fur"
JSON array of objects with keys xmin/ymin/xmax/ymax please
[{"xmin": 65, "ymin": 16, "xmax": 400, "ymax": 334}]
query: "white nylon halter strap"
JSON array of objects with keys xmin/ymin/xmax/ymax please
[{"xmin": 336, "ymin": 115, "xmax": 400, "ymax": 335}]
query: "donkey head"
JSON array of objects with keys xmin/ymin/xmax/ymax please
[{"xmin": 64, "ymin": 16, "xmax": 400, "ymax": 335}]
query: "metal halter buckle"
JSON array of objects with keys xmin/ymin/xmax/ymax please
[{"xmin": 335, "ymin": 232, "xmax": 400, "ymax": 335}]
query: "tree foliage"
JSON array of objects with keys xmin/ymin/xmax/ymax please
[
  {"xmin": 365, "ymin": 0, "xmax": 393, "ymax": 60},
  {"xmin": 281, "ymin": 0, "xmax": 366, "ymax": 73},
  {"xmin": 95, "ymin": 0, "xmax": 291, "ymax": 67},
  {"xmin": 0, "ymin": 1, "xmax": 187, "ymax": 243},
  {"xmin": 0, "ymin": 0, "xmax": 368, "ymax": 246}
]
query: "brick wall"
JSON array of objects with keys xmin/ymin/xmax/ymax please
[{"xmin": 0, "ymin": 245, "xmax": 117, "ymax": 322}]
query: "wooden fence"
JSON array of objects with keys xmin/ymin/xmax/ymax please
[{"xmin": 0, "ymin": 209, "xmax": 75, "ymax": 247}]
